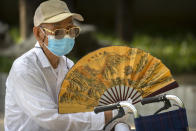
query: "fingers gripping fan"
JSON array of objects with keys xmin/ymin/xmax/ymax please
[{"xmin": 58, "ymin": 46, "xmax": 178, "ymax": 113}]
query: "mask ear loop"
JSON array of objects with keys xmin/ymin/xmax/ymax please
[
  {"xmin": 40, "ymin": 27, "xmax": 47, "ymax": 46},
  {"xmin": 66, "ymin": 57, "xmax": 70, "ymax": 70},
  {"xmin": 35, "ymin": 27, "xmax": 46, "ymax": 49},
  {"xmin": 36, "ymin": 27, "xmax": 50, "ymax": 56}
]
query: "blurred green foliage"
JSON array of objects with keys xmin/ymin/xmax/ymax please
[
  {"xmin": 0, "ymin": 56, "xmax": 14, "ymax": 73},
  {"xmin": 1, "ymin": 30, "xmax": 196, "ymax": 74},
  {"xmin": 95, "ymin": 32, "xmax": 196, "ymax": 74},
  {"xmin": 0, "ymin": 27, "xmax": 20, "ymax": 73},
  {"xmin": 9, "ymin": 26, "xmax": 22, "ymax": 44}
]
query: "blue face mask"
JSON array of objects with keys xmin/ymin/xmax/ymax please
[{"xmin": 45, "ymin": 35, "xmax": 75, "ymax": 56}]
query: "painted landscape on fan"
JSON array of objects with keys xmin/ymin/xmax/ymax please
[{"xmin": 58, "ymin": 46, "xmax": 178, "ymax": 114}]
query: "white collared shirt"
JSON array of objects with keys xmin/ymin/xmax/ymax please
[{"xmin": 4, "ymin": 42, "xmax": 104, "ymax": 131}]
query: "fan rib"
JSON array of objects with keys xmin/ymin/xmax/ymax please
[
  {"xmin": 98, "ymin": 104, "xmax": 103, "ymax": 106},
  {"xmin": 110, "ymin": 88, "xmax": 119, "ymax": 102},
  {"xmin": 127, "ymin": 88, "xmax": 134, "ymax": 100},
  {"xmin": 131, "ymin": 91, "xmax": 138, "ymax": 99},
  {"xmin": 123, "ymin": 85, "xmax": 126, "ymax": 100},
  {"xmin": 100, "ymin": 98, "xmax": 111, "ymax": 105},
  {"xmin": 114, "ymin": 86, "xmax": 120, "ymax": 101},
  {"xmin": 103, "ymin": 93, "xmax": 115, "ymax": 103},
  {"xmin": 106, "ymin": 90, "xmax": 117, "ymax": 103},
  {"xmin": 124, "ymin": 87, "xmax": 131, "ymax": 100},
  {"xmin": 99, "ymin": 100, "xmax": 110, "ymax": 105},
  {"xmin": 132, "ymin": 100, "xmax": 141, "ymax": 104},
  {"xmin": 119, "ymin": 86, "xmax": 122, "ymax": 101},
  {"xmin": 132, "ymin": 94, "xmax": 141, "ymax": 102}
]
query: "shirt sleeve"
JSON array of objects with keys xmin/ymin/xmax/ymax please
[{"xmin": 7, "ymin": 62, "xmax": 105, "ymax": 131}]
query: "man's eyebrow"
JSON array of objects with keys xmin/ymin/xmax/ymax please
[
  {"xmin": 53, "ymin": 23, "xmax": 61, "ymax": 27},
  {"xmin": 53, "ymin": 21, "xmax": 73, "ymax": 27},
  {"xmin": 68, "ymin": 20, "xmax": 73, "ymax": 24}
]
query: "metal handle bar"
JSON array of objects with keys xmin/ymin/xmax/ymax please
[
  {"xmin": 141, "ymin": 94, "xmax": 184, "ymax": 108},
  {"xmin": 94, "ymin": 103, "xmax": 120, "ymax": 114},
  {"xmin": 94, "ymin": 94, "xmax": 184, "ymax": 119},
  {"xmin": 94, "ymin": 101, "xmax": 139, "ymax": 118},
  {"xmin": 119, "ymin": 101, "xmax": 139, "ymax": 118},
  {"xmin": 165, "ymin": 95, "xmax": 184, "ymax": 108}
]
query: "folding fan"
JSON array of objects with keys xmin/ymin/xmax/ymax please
[{"xmin": 58, "ymin": 46, "xmax": 178, "ymax": 113}]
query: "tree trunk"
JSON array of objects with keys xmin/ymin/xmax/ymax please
[
  {"xmin": 116, "ymin": 0, "xmax": 134, "ymax": 42},
  {"xmin": 19, "ymin": 0, "xmax": 27, "ymax": 40},
  {"xmin": 19, "ymin": 0, "xmax": 37, "ymax": 41}
]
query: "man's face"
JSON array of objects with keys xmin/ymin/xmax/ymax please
[{"xmin": 39, "ymin": 17, "xmax": 74, "ymax": 46}]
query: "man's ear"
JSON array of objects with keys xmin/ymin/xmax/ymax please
[{"xmin": 33, "ymin": 26, "xmax": 44, "ymax": 44}]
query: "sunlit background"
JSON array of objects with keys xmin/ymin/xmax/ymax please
[{"xmin": 0, "ymin": 0, "xmax": 196, "ymax": 130}]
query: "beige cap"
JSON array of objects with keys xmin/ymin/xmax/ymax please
[{"xmin": 34, "ymin": 0, "xmax": 84, "ymax": 27}]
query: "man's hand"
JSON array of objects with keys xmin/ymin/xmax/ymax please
[
  {"xmin": 112, "ymin": 108, "xmax": 132, "ymax": 129},
  {"xmin": 104, "ymin": 111, "xmax": 113, "ymax": 124},
  {"xmin": 103, "ymin": 109, "xmax": 132, "ymax": 131}
]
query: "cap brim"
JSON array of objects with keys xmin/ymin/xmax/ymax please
[{"xmin": 43, "ymin": 12, "xmax": 84, "ymax": 24}]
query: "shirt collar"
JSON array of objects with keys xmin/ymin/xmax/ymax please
[
  {"xmin": 34, "ymin": 42, "xmax": 51, "ymax": 68},
  {"xmin": 34, "ymin": 42, "xmax": 67, "ymax": 69}
]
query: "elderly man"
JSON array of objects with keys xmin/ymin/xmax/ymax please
[{"xmin": 4, "ymin": 0, "xmax": 112, "ymax": 130}]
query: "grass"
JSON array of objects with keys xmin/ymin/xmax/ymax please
[{"xmin": 94, "ymin": 32, "xmax": 196, "ymax": 74}]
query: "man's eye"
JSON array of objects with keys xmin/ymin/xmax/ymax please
[{"xmin": 66, "ymin": 25, "xmax": 74, "ymax": 29}]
